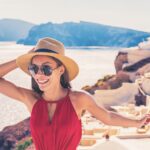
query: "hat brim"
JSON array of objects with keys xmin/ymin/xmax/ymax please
[{"xmin": 16, "ymin": 52, "xmax": 79, "ymax": 81}]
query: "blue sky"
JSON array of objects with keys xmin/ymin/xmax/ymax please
[{"xmin": 0, "ymin": 0, "xmax": 150, "ymax": 32}]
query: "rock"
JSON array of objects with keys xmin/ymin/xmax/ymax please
[
  {"xmin": 114, "ymin": 52, "xmax": 128, "ymax": 73},
  {"xmin": 82, "ymin": 74, "xmax": 130, "ymax": 94},
  {"xmin": 114, "ymin": 43, "xmax": 150, "ymax": 82},
  {"xmin": 0, "ymin": 118, "xmax": 30, "ymax": 149}
]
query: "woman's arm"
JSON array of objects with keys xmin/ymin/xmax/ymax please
[
  {"xmin": 79, "ymin": 92, "xmax": 145, "ymax": 128},
  {"xmin": 0, "ymin": 59, "xmax": 34, "ymax": 104},
  {"xmin": 0, "ymin": 59, "xmax": 17, "ymax": 77}
]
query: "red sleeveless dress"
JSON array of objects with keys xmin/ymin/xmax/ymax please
[{"xmin": 30, "ymin": 91, "xmax": 82, "ymax": 150}]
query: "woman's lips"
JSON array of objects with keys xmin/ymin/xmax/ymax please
[{"xmin": 37, "ymin": 79, "xmax": 49, "ymax": 85}]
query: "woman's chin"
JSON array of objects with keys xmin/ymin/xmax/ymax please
[{"xmin": 38, "ymin": 83, "xmax": 49, "ymax": 91}]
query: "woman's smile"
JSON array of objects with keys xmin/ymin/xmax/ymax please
[{"xmin": 37, "ymin": 79, "xmax": 49, "ymax": 85}]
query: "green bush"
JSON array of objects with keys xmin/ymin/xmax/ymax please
[{"xmin": 15, "ymin": 137, "xmax": 33, "ymax": 150}]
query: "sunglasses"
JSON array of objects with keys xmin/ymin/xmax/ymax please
[{"xmin": 28, "ymin": 64, "xmax": 58, "ymax": 76}]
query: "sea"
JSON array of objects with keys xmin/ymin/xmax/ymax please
[{"xmin": 0, "ymin": 42, "xmax": 119, "ymax": 131}]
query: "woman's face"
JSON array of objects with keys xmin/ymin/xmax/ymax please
[{"xmin": 30, "ymin": 55, "xmax": 64, "ymax": 91}]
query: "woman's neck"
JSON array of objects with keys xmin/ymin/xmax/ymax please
[{"xmin": 42, "ymin": 85, "xmax": 68, "ymax": 102}]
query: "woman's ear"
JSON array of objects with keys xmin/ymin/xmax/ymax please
[{"xmin": 59, "ymin": 65, "xmax": 65, "ymax": 75}]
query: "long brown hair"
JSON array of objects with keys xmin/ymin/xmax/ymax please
[{"xmin": 31, "ymin": 56, "xmax": 71, "ymax": 95}]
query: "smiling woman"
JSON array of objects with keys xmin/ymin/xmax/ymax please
[
  {"xmin": 0, "ymin": 37, "xmax": 149, "ymax": 150},
  {"xmin": 30, "ymin": 56, "xmax": 71, "ymax": 95}
]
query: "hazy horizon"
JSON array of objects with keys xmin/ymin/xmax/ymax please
[{"xmin": 1, "ymin": 18, "xmax": 150, "ymax": 33}]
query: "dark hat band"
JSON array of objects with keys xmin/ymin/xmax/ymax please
[{"xmin": 35, "ymin": 48, "xmax": 58, "ymax": 54}]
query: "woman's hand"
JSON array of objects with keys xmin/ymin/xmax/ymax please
[{"xmin": 138, "ymin": 114, "xmax": 150, "ymax": 128}]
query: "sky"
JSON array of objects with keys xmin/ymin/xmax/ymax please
[{"xmin": 0, "ymin": 0, "xmax": 150, "ymax": 32}]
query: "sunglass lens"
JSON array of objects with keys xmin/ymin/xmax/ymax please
[
  {"xmin": 28, "ymin": 64, "xmax": 39, "ymax": 75},
  {"xmin": 42, "ymin": 65, "xmax": 52, "ymax": 76}
]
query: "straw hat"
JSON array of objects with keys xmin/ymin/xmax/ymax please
[{"xmin": 16, "ymin": 37, "xmax": 79, "ymax": 81}]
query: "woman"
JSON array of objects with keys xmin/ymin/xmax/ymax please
[{"xmin": 0, "ymin": 37, "xmax": 148, "ymax": 150}]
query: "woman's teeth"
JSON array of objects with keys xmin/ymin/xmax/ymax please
[{"xmin": 37, "ymin": 79, "xmax": 49, "ymax": 84}]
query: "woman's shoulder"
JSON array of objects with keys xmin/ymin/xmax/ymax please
[
  {"xmin": 69, "ymin": 89, "xmax": 96, "ymax": 113},
  {"xmin": 69, "ymin": 89, "xmax": 94, "ymax": 104},
  {"xmin": 69, "ymin": 89, "xmax": 88, "ymax": 97},
  {"xmin": 23, "ymin": 89, "xmax": 40, "ymax": 101}
]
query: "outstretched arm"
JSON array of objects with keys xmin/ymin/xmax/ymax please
[{"xmin": 80, "ymin": 92, "xmax": 146, "ymax": 128}]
